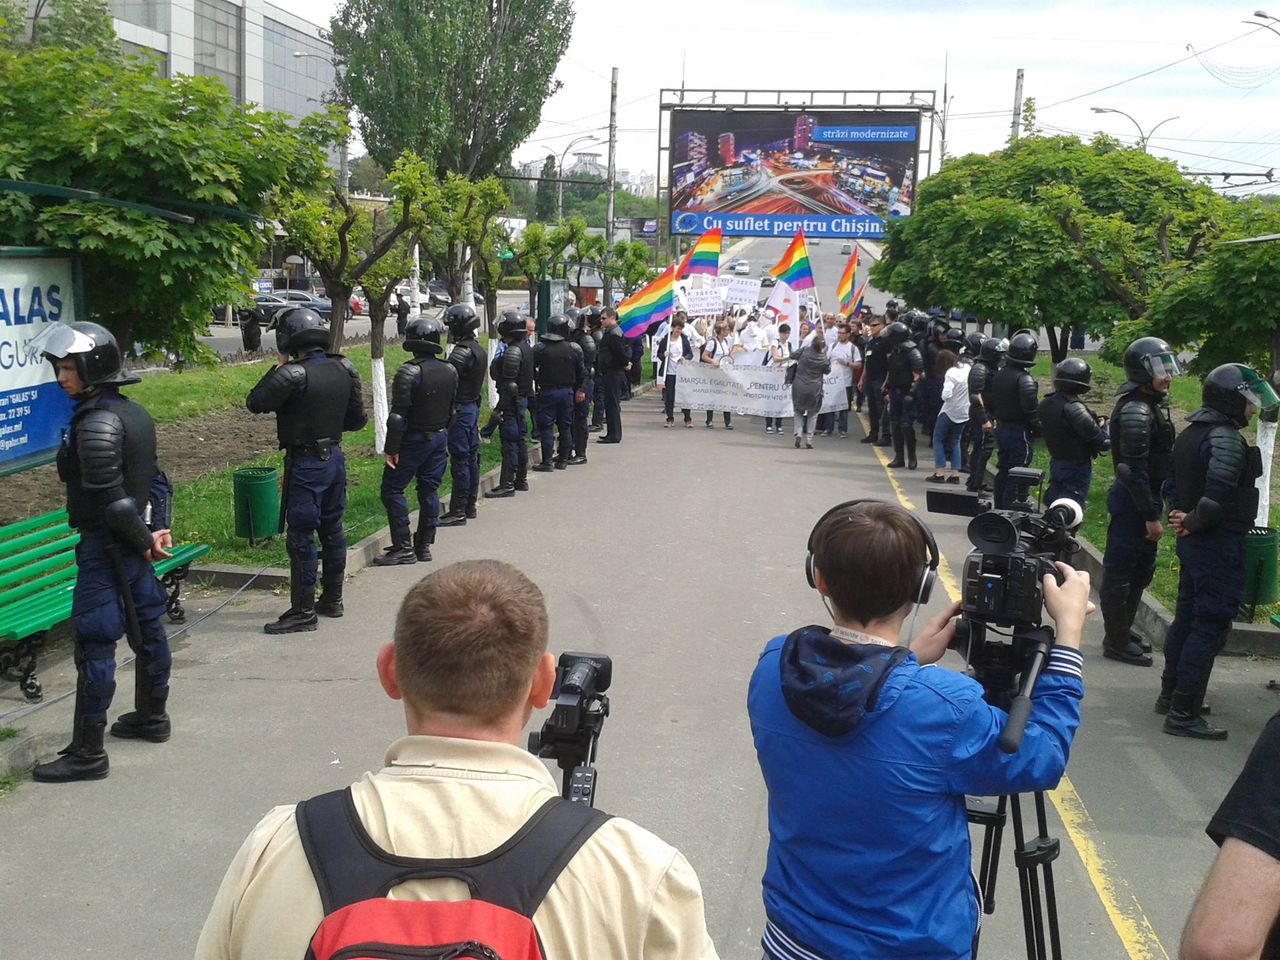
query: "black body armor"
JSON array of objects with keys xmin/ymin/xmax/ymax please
[
  {"xmin": 246, "ymin": 350, "xmax": 367, "ymax": 448},
  {"xmin": 1172, "ymin": 409, "xmax": 1262, "ymax": 536},
  {"xmin": 533, "ymin": 339, "xmax": 585, "ymax": 391},
  {"xmin": 990, "ymin": 366, "xmax": 1039, "ymax": 427},
  {"xmin": 447, "ymin": 339, "xmax": 488, "ymax": 404},
  {"xmin": 1038, "ymin": 393, "xmax": 1110, "ymax": 464},
  {"xmin": 886, "ymin": 342, "xmax": 922, "ymax": 390},
  {"xmin": 385, "ymin": 357, "xmax": 458, "ymax": 455},
  {"xmin": 1109, "ymin": 390, "xmax": 1176, "ymax": 521},
  {"xmin": 574, "ymin": 330, "xmax": 598, "ymax": 377},
  {"xmin": 58, "ymin": 392, "xmax": 159, "ymax": 554},
  {"xmin": 968, "ymin": 359, "xmax": 998, "ymax": 423}
]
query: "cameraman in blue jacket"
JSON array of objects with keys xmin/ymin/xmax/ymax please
[{"xmin": 748, "ymin": 501, "xmax": 1092, "ymax": 960}]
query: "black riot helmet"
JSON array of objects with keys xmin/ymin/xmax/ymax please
[
  {"xmin": 403, "ymin": 316, "xmax": 446, "ymax": 357},
  {"xmin": 497, "ymin": 310, "xmax": 526, "ymax": 340},
  {"xmin": 885, "ymin": 321, "xmax": 910, "ymax": 346},
  {"xmin": 942, "ymin": 328, "xmax": 965, "ymax": 352},
  {"xmin": 583, "ymin": 305, "xmax": 603, "ymax": 329},
  {"xmin": 544, "ymin": 314, "xmax": 571, "ymax": 341},
  {"xmin": 979, "ymin": 337, "xmax": 1007, "ymax": 364},
  {"xmin": 564, "ymin": 306, "xmax": 580, "ymax": 328},
  {"xmin": 1053, "ymin": 357, "xmax": 1092, "ymax": 395},
  {"xmin": 963, "ymin": 332, "xmax": 985, "ymax": 358},
  {"xmin": 1201, "ymin": 363, "xmax": 1279, "ymax": 427},
  {"xmin": 444, "ymin": 303, "xmax": 480, "ymax": 340},
  {"xmin": 35, "ymin": 320, "xmax": 139, "ymax": 388},
  {"xmin": 275, "ymin": 307, "xmax": 329, "ymax": 355},
  {"xmin": 931, "ymin": 317, "xmax": 951, "ymax": 340},
  {"xmin": 908, "ymin": 310, "xmax": 930, "ymax": 337},
  {"xmin": 1122, "ymin": 336, "xmax": 1180, "ymax": 390},
  {"xmin": 1005, "ymin": 330, "xmax": 1038, "ymax": 368}
]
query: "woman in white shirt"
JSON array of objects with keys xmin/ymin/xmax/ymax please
[
  {"xmin": 929, "ymin": 349, "xmax": 971, "ymax": 484},
  {"xmin": 701, "ymin": 319, "xmax": 736, "ymax": 429},
  {"xmin": 824, "ymin": 322, "xmax": 862, "ymax": 437},
  {"xmin": 764, "ymin": 322, "xmax": 793, "ymax": 435}
]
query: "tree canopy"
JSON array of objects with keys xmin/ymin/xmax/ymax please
[{"xmin": 330, "ymin": 0, "xmax": 573, "ymax": 181}]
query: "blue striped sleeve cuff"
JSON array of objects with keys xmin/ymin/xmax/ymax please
[{"xmin": 1046, "ymin": 647, "xmax": 1084, "ymax": 680}]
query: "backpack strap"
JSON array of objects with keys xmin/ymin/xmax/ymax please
[{"xmin": 296, "ymin": 788, "xmax": 611, "ymax": 919}]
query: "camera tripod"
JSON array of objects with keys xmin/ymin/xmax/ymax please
[{"xmin": 961, "ymin": 620, "xmax": 1064, "ymax": 960}]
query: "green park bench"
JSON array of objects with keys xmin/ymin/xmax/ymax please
[{"xmin": 0, "ymin": 510, "xmax": 208, "ymax": 704}]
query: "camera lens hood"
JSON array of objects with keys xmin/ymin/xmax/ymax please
[{"xmin": 967, "ymin": 512, "xmax": 1021, "ymax": 555}]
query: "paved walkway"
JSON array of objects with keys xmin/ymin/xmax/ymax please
[{"xmin": 2, "ymin": 391, "xmax": 1279, "ymax": 959}]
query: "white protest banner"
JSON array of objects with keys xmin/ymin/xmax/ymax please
[
  {"xmin": 685, "ymin": 287, "xmax": 725, "ymax": 317},
  {"xmin": 674, "ymin": 362, "xmax": 848, "ymax": 417},
  {"xmin": 725, "ymin": 277, "xmax": 761, "ymax": 307}
]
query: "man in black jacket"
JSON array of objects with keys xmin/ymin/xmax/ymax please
[
  {"xmin": 1038, "ymin": 357, "xmax": 1110, "ymax": 510},
  {"xmin": 989, "ymin": 331, "xmax": 1039, "ymax": 509},
  {"xmin": 596, "ymin": 307, "xmax": 630, "ymax": 444},
  {"xmin": 882, "ymin": 321, "xmax": 922, "ymax": 469},
  {"xmin": 568, "ymin": 308, "xmax": 598, "ymax": 463},
  {"xmin": 436, "ymin": 305, "xmax": 487, "ymax": 527},
  {"xmin": 857, "ymin": 315, "xmax": 888, "ymax": 444},
  {"xmin": 531, "ymin": 314, "xmax": 585, "ymax": 472},
  {"xmin": 371, "ymin": 317, "xmax": 457, "ymax": 566},
  {"xmin": 32, "ymin": 322, "xmax": 174, "ymax": 782},
  {"xmin": 1160, "ymin": 364, "xmax": 1275, "ymax": 738},
  {"xmin": 247, "ymin": 308, "xmax": 367, "ymax": 634},
  {"xmin": 1100, "ymin": 337, "xmax": 1180, "ymax": 666}
]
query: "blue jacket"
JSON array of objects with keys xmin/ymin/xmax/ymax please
[{"xmin": 748, "ymin": 626, "xmax": 1084, "ymax": 960}]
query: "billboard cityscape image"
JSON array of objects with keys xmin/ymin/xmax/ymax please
[{"xmin": 669, "ymin": 108, "xmax": 922, "ymax": 239}]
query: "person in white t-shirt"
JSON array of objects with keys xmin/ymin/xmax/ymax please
[
  {"xmin": 764, "ymin": 323, "xmax": 794, "ymax": 435},
  {"xmin": 929, "ymin": 348, "xmax": 971, "ymax": 484},
  {"xmin": 826, "ymin": 322, "xmax": 863, "ymax": 438},
  {"xmin": 701, "ymin": 319, "xmax": 736, "ymax": 429}
]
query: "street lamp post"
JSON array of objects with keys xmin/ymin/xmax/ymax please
[
  {"xmin": 1090, "ymin": 106, "xmax": 1179, "ymax": 153},
  {"xmin": 558, "ymin": 134, "xmax": 599, "ymax": 222},
  {"xmin": 1246, "ymin": 10, "xmax": 1280, "ymax": 39},
  {"xmin": 294, "ymin": 51, "xmax": 348, "ymax": 194}
]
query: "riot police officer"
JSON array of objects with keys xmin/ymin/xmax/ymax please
[
  {"xmin": 858, "ymin": 314, "xmax": 889, "ymax": 444},
  {"xmin": 1038, "ymin": 358, "xmax": 1110, "ymax": 510},
  {"xmin": 238, "ymin": 301, "xmax": 266, "ymax": 353},
  {"xmin": 965, "ymin": 337, "xmax": 1004, "ymax": 492},
  {"xmin": 246, "ymin": 308, "xmax": 367, "ymax": 634},
  {"xmin": 436, "ymin": 304, "xmax": 487, "ymax": 527},
  {"xmin": 1161, "ymin": 364, "xmax": 1275, "ymax": 738},
  {"xmin": 1100, "ymin": 337, "xmax": 1179, "ymax": 666},
  {"xmin": 484, "ymin": 310, "xmax": 535, "ymax": 498},
  {"xmin": 568, "ymin": 307, "xmax": 598, "ymax": 464},
  {"xmin": 883, "ymin": 320, "xmax": 923, "ymax": 469},
  {"xmin": 30, "ymin": 322, "xmax": 173, "ymax": 782},
  {"xmin": 371, "ymin": 317, "xmax": 457, "ymax": 566},
  {"xmin": 531, "ymin": 314, "xmax": 586, "ymax": 472},
  {"xmin": 989, "ymin": 330, "xmax": 1040, "ymax": 508}
]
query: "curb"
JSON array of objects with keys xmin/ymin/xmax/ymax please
[{"xmin": 0, "ymin": 730, "xmax": 61, "ymax": 781}]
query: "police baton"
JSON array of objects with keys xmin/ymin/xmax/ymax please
[
  {"xmin": 278, "ymin": 452, "xmax": 291, "ymax": 535},
  {"xmin": 104, "ymin": 540, "xmax": 146, "ymax": 655}
]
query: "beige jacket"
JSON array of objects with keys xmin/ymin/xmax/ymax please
[{"xmin": 194, "ymin": 735, "xmax": 719, "ymax": 960}]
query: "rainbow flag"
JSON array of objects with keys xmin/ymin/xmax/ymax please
[
  {"xmin": 676, "ymin": 229, "xmax": 722, "ymax": 279},
  {"xmin": 836, "ymin": 246, "xmax": 859, "ymax": 313},
  {"xmin": 768, "ymin": 229, "xmax": 815, "ymax": 291},
  {"xmin": 848, "ymin": 277, "xmax": 870, "ymax": 315},
  {"xmin": 617, "ymin": 263, "xmax": 674, "ymax": 339}
]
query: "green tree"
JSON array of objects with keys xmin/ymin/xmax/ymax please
[
  {"xmin": 348, "ymin": 153, "xmax": 389, "ymax": 195},
  {"xmin": 0, "ymin": 46, "xmax": 338, "ymax": 356},
  {"xmin": 331, "ymin": 0, "xmax": 573, "ymax": 181},
  {"xmin": 610, "ymin": 240, "xmax": 655, "ymax": 297},
  {"xmin": 1, "ymin": 0, "xmax": 118, "ymax": 56},
  {"xmin": 509, "ymin": 217, "xmax": 586, "ymax": 313},
  {"xmin": 419, "ymin": 173, "xmax": 508, "ymax": 302},
  {"xmin": 534, "ymin": 154, "xmax": 557, "ymax": 221},
  {"xmin": 873, "ymin": 134, "xmax": 1230, "ymax": 362}
]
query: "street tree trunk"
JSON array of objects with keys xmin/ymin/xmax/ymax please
[
  {"xmin": 321, "ymin": 274, "xmax": 354, "ymax": 352},
  {"xmin": 369, "ymin": 302, "xmax": 389, "ymax": 454},
  {"xmin": 1044, "ymin": 324, "xmax": 1068, "ymax": 365}
]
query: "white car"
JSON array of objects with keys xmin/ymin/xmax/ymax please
[{"xmin": 731, "ymin": 260, "xmax": 751, "ymax": 275}]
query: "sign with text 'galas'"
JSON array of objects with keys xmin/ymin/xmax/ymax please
[{"xmin": 0, "ymin": 255, "xmax": 77, "ymax": 474}]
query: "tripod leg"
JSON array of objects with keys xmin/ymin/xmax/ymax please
[
  {"xmin": 1010, "ymin": 795, "xmax": 1040, "ymax": 960},
  {"xmin": 1036, "ymin": 793, "xmax": 1064, "ymax": 960}
]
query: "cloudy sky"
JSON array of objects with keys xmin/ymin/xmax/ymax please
[{"xmin": 272, "ymin": 0, "xmax": 1280, "ymax": 197}]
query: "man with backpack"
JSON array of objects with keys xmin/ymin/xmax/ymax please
[{"xmin": 195, "ymin": 559, "xmax": 719, "ymax": 960}]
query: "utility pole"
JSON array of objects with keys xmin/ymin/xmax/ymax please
[
  {"xmin": 1011, "ymin": 68, "xmax": 1025, "ymax": 142},
  {"xmin": 605, "ymin": 67, "xmax": 619, "ymax": 306},
  {"xmin": 940, "ymin": 53, "xmax": 949, "ymax": 165}
]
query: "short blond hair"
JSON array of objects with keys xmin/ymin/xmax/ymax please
[{"xmin": 393, "ymin": 560, "xmax": 548, "ymax": 723}]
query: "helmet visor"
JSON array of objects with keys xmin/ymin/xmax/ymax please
[
  {"xmin": 1143, "ymin": 352, "xmax": 1181, "ymax": 380},
  {"xmin": 28, "ymin": 323, "xmax": 97, "ymax": 361},
  {"xmin": 1240, "ymin": 370, "xmax": 1280, "ymax": 412}
]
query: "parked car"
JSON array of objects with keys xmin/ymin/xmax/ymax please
[
  {"xmin": 730, "ymin": 259, "xmax": 751, "ymax": 275},
  {"xmin": 349, "ymin": 294, "xmax": 367, "ymax": 316},
  {"xmin": 274, "ymin": 289, "xmax": 333, "ymax": 320}
]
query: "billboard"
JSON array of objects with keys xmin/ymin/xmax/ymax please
[{"xmin": 669, "ymin": 108, "xmax": 921, "ymax": 240}]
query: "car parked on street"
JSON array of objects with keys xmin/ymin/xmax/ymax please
[{"xmin": 730, "ymin": 259, "xmax": 751, "ymax": 275}]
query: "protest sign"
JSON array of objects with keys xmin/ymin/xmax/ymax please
[
  {"xmin": 674, "ymin": 362, "xmax": 847, "ymax": 417},
  {"xmin": 684, "ymin": 287, "xmax": 725, "ymax": 317}
]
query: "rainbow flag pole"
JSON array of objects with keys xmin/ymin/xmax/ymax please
[
  {"xmin": 836, "ymin": 245, "xmax": 860, "ymax": 314},
  {"xmin": 848, "ymin": 277, "xmax": 870, "ymax": 315},
  {"xmin": 677, "ymin": 228, "xmax": 723, "ymax": 280},
  {"xmin": 617, "ymin": 263, "xmax": 675, "ymax": 339},
  {"xmin": 768, "ymin": 229, "xmax": 815, "ymax": 291}
]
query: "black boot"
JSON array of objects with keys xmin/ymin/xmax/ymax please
[
  {"xmin": 886, "ymin": 423, "xmax": 906, "ymax": 468},
  {"xmin": 1155, "ymin": 677, "xmax": 1211, "ymax": 715},
  {"xmin": 436, "ymin": 497, "xmax": 467, "ymax": 527},
  {"xmin": 34, "ymin": 714, "xmax": 109, "ymax": 783},
  {"xmin": 316, "ymin": 581, "xmax": 345, "ymax": 617},
  {"xmin": 111, "ymin": 692, "xmax": 170, "ymax": 743},
  {"xmin": 372, "ymin": 522, "xmax": 417, "ymax": 566},
  {"xmin": 264, "ymin": 581, "xmax": 318, "ymax": 634},
  {"xmin": 413, "ymin": 525, "xmax": 434, "ymax": 562},
  {"xmin": 1125, "ymin": 589, "xmax": 1153, "ymax": 652},
  {"xmin": 859, "ymin": 432, "xmax": 877, "ymax": 444},
  {"xmin": 513, "ymin": 466, "xmax": 529, "ymax": 492},
  {"xmin": 485, "ymin": 463, "xmax": 516, "ymax": 499},
  {"xmin": 532, "ymin": 461, "xmax": 555, "ymax": 472},
  {"xmin": 904, "ymin": 426, "xmax": 918, "ymax": 470},
  {"xmin": 1163, "ymin": 690, "xmax": 1228, "ymax": 740},
  {"xmin": 1100, "ymin": 581, "xmax": 1152, "ymax": 666},
  {"xmin": 465, "ymin": 492, "xmax": 478, "ymax": 519}
]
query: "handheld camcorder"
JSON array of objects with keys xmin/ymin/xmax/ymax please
[
  {"xmin": 926, "ymin": 468, "xmax": 1083, "ymax": 752},
  {"xmin": 528, "ymin": 652, "xmax": 611, "ymax": 806}
]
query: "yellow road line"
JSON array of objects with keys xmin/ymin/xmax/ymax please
[{"xmin": 858, "ymin": 412, "xmax": 1170, "ymax": 960}]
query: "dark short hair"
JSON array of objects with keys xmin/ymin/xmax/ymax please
[
  {"xmin": 812, "ymin": 503, "xmax": 927, "ymax": 622},
  {"xmin": 600, "ymin": 307, "xmax": 617, "ymax": 320},
  {"xmin": 935, "ymin": 348, "xmax": 958, "ymax": 378},
  {"xmin": 778, "ymin": 323, "xmax": 791, "ymax": 335}
]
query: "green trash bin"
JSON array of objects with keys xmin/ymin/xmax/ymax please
[
  {"xmin": 233, "ymin": 466, "xmax": 279, "ymax": 543},
  {"xmin": 1243, "ymin": 526, "xmax": 1280, "ymax": 608}
]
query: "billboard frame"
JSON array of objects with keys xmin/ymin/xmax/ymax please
[{"xmin": 657, "ymin": 88, "xmax": 937, "ymax": 260}]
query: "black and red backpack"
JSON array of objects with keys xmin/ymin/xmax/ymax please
[{"xmin": 296, "ymin": 788, "xmax": 610, "ymax": 960}]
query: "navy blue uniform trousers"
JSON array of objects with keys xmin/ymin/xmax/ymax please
[
  {"xmin": 537, "ymin": 386, "xmax": 574, "ymax": 463},
  {"xmin": 286, "ymin": 449, "xmax": 347, "ymax": 590},
  {"xmin": 1162, "ymin": 532, "xmax": 1245, "ymax": 693},
  {"xmin": 381, "ymin": 430, "xmax": 448, "ymax": 531},
  {"xmin": 447, "ymin": 401, "xmax": 480, "ymax": 502}
]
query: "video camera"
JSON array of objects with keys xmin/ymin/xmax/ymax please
[
  {"xmin": 528, "ymin": 652, "xmax": 611, "ymax": 806},
  {"xmin": 926, "ymin": 467, "xmax": 1083, "ymax": 752}
]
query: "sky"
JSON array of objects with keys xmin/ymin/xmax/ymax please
[{"xmin": 270, "ymin": 0, "xmax": 1280, "ymax": 198}]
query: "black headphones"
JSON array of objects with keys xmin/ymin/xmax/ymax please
[{"xmin": 805, "ymin": 499, "xmax": 940, "ymax": 607}]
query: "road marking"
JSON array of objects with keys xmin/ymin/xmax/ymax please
[{"xmin": 858, "ymin": 413, "xmax": 1171, "ymax": 960}]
